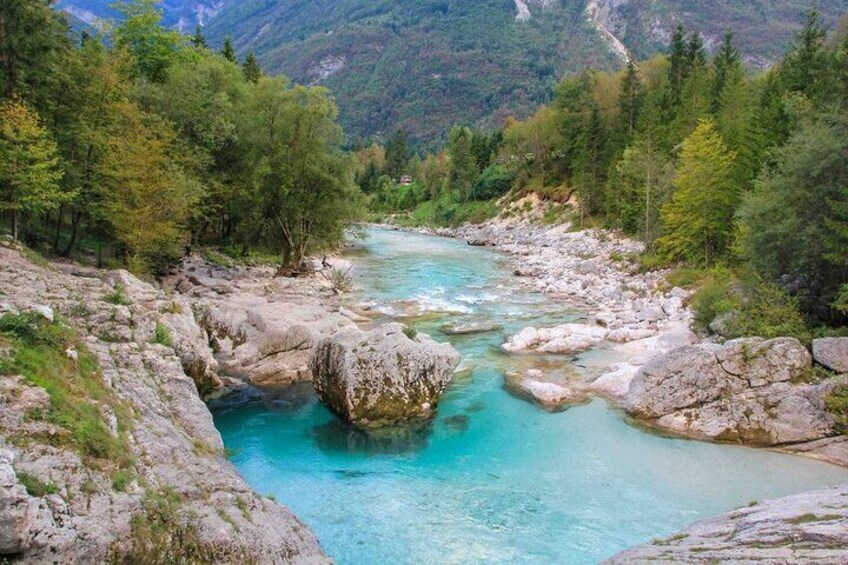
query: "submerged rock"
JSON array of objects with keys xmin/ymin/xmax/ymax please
[
  {"xmin": 624, "ymin": 338, "xmax": 842, "ymax": 447},
  {"xmin": 503, "ymin": 370, "xmax": 588, "ymax": 412},
  {"xmin": 605, "ymin": 485, "xmax": 848, "ymax": 564},
  {"xmin": 440, "ymin": 321, "xmax": 502, "ymax": 335},
  {"xmin": 311, "ymin": 323, "xmax": 461, "ymax": 427}
]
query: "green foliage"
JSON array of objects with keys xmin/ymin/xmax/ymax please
[
  {"xmin": 121, "ymin": 488, "xmax": 222, "ymax": 564},
  {"xmin": 111, "ymin": 469, "xmax": 134, "ymax": 492},
  {"xmin": 103, "ymin": 284, "xmax": 131, "ymax": 306},
  {"xmin": 151, "ymin": 323, "xmax": 173, "ymax": 347},
  {"xmin": 725, "ymin": 279, "xmax": 810, "ymax": 342},
  {"xmin": 826, "ymin": 384, "xmax": 848, "ymax": 434},
  {"xmin": 17, "ymin": 471, "xmax": 59, "ymax": 497},
  {"xmin": 0, "ymin": 312, "xmax": 133, "ymax": 464},
  {"xmin": 657, "ymin": 119, "xmax": 738, "ymax": 265},
  {"xmin": 0, "ymin": 97, "xmax": 69, "ymax": 239},
  {"xmin": 402, "ymin": 325, "xmax": 418, "ymax": 340},
  {"xmin": 690, "ymin": 269, "xmax": 739, "ymax": 331},
  {"xmin": 113, "ymin": 0, "xmax": 191, "ymax": 83}
]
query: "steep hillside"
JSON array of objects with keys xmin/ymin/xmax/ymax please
[
  {"xmin": 57, "ymin": 0, "xmax": 848, "ymax": 143},
  {"xmin": 595, "ymin": 0, "xmax": 848, "ymax": 68},
  {"xmin": 204, "ymin": 0, "xmax": 612, "ymax": 145}
]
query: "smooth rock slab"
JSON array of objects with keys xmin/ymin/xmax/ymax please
[
  {"xmin": 605, "ymin": 485, "xmax": 848, "ymax": 564},
  {"xmin": 812, "ymin": 337, "xmax": 848, "ymax": 373},
  {"xmin": 440, "ymin": 321, "xmax": 503, "ymax": 335},
  {"xmin": 311, "ymin": 323, "xmax": 461, "ymax": 427}
]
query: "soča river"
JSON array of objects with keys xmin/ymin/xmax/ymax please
[{"xmin": 212, "ymin": 227, "xmax": 848, "ymax": 564}]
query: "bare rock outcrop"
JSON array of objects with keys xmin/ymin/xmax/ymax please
[
  {"xmin": 624, "ymin": 338, "xmax": 844, "ymax": 447},
  {"xmin": 813, "ymin": 337, "xmax": 848, "ymax": 373},
  {"xmin": 605, "ymin": 485, "xmax": 848, "ymax": 564},
  {"xmin": 311, "ymin": 323, "xmax": 460, "ymax": 427},
  {"xmin": 0, "ymin": 248, "xmax": 328, "ymax": 563}
]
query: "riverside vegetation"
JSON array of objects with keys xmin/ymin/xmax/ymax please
[{"xmin": 3, "ymin": 1, "xmax": 848, "ymax": 564}]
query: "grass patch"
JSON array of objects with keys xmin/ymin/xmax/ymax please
[
  {"xmin": 111, "ymin": 469, "xmax": 134, "ymax": 492},
  {"xmin": 0, "ymin": 312, "xmax": 133, "ymax": 467},
  {"xmin": 787, "ymin": 513, "xmax": 843, "ymax": 525},
  {"xmin": 17, "ymin": 471, "xmax": 59, "ymax": 497},
  {"xmin": 150, "ymin": 323, "xmax": 173, "ymax": 347},
  {"xmin": 103, "ymin": 284, "xmax": 132, "ymax": 306},
  {"xmin": 117, "ymin": 487, "xmax": 221, "ymax": 564}
]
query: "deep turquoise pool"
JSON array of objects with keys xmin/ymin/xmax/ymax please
[{"xmin": 212, "ymin": 228, "xmax": 848, "ymax": 564}]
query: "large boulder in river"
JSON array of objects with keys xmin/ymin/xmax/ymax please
[
  {"xmin": 625, "ymin": 337, "xmax": 842, "ymax": 446},
  {"xmin": 310, "ymin": 323, "xmax": 461, "ymax": 427},
  {"xmin": 503, "ymin": 370, "xmax": 588, "ymax": 412},
  {"xmin": 812, "ymin": 337, "xmax": 848, "ymax": 373}
]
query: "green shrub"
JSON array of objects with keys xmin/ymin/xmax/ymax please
[
  {"xmin": 112, "ymin": 469, "xmax": 134, "ymax": 492},
  {"xmin": 691, "ymin": 274, "xmax": 739, "ymax": 332},
  {"xmin": 726, "ymin": 280, "xmax": 810, "ymax": 342},
  {"xmin": 104, "ymin": 284, "xmax": 132, "ymax": 306},
  {"xmin": 402, "ymin": 325, "xmax": 418, "ymax": 340},
  {"xmin": 825, "ymin": 385, "xmax": 848, "ymax": 434},
  {"xmin": 17, "ymin": 471, "xmax": 59, "ymax": 497},
  {"xmin": 151, "ymin": 323, "xmax": 173, "ymax": 347}
]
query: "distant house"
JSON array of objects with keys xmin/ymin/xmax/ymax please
[{"xmin": 399, "ymin": 175, "xmax": 413, "ymax": 186}]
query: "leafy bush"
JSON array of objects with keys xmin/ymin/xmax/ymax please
[
  {"xmin": 691, "ymin": 272, "xmax": 739, "ymax": 332},
  {"xmin": 151, "ymin": 323, "xmax": 173, "ymax": 347},
  {"xmin": 472, "ymin": 166, "xmax": 514, "ymax": 200},
  {"xmin": 17, "ymin": 471, "xmax": 59, "ymax": 497},
  {"xmin": 825, "ymin": 385, "xmax": 848, "ymax": 434},
  {"xmin": 323, "ymin": 265, "xmax": 354, "ymax": 293},
  {"xmin": 402, "ymin": 325, "xmax": 418, "ymax": 340},
  {"xmin": 104, "ymin": 284, "xmax": 132, "ymax": 306}
]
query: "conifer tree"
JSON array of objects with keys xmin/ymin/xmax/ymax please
[
  {"xmin": 242, "ymin": 52, "xmax": 262, "ymax": 84},
  {"xmin": 221, "ymin": 37, "xmax": 237, "ymax": 63},
  {"xmin": 658, "ymin": 118, "xmax": 738, "ymax": 265},
  {"xmin": 191, "ymin": 24, "xmax": 207, "ymax": 48},
  {"xmin": 711, "ymin": 31, "xmax": 740, "ymax": 112},
  {"xmin": 618, "ymin": 59, "xmax": 642, "ymax": 139}
]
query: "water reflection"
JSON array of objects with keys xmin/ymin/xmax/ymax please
[{"xmin": 310, "ymin": 417, "xmax": 433, "ymax": 455}]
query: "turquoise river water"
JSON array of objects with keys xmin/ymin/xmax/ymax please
[{"xmin": 212, "ymin": 227, "xmax": 848, "ymax": 564}]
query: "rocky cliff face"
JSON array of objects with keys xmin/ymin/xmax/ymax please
[{"xmin": 0, "ymin": 245, "xmax": 327, "ymax": 563}]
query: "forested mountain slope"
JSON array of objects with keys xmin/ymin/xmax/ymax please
[{"xmin": 57, "ymin": 0, "xmax": 848, "ymax": 143}]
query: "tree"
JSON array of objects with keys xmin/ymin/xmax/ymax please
[
  {"xmin": 242, "ymin": 51, "xmax": 262, "ymax": 83},
  {"xmin": 0, "ymin": 0, "xmax": 72, "ymax": 115},
  {"xmin": 191, "ymin": 24, "xmax": 207, "ymax": 49},
  {"xmin": 711, "ymin": 31, "xmax": 740, "ymax": 112},
  {"xmin": 737, "ymin": 115, "xmax": 848, "ymax": 323},
  {"xmin": 113, "ymin": 0, "xmax": 189, "ymax": 83},
  {"xmin": 384, "ymin": 128, "xmax": 410, "ymax": 180},
  {"xmin": 658, "ymin": 118, "xmax": 738, "ymax": 265},
  {"xmin": 248, "ymin": 79, "xmax": 362, "ymax": 267},
  {"xmin": 221, "ymin": 37, "xmax": 236, "ymax": 63},
  {"xmin": 0, "ymin": 98, "xmax": 68, "ymax": 239},
  {"xmin": 446, "ymin": 126, "xmax": 476, "ymax": 200},
  {"xmin": 618, "ymin": 59, "xmax": 642, "ymax": 140},
  {"xmin": 98, "ymin": 103, "xmax": 200, "ymax": 272},
  {"xmin": 667, "ymin": 25, "xmax": 688, "ymax": 103}
]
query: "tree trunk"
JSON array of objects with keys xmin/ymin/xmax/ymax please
[
  {"xmin": 53, "ymin": 204, "xmax": 64, "ymax": 251},
  {"xmin": 63, "ymin": 210, "xmax": 81, "ymax": 257},
  {"xmin": 12, "ymin": 210, "xmax": 18, "ymax": 241}
]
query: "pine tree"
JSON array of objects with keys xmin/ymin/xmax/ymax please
[
  {"xmin": 0, "ymin": 98, "xmax": 68, "ymax": 240},
  {"xmin": 711, "ymin": 31, "xmax": 740, "ymax": 112},
  {"xmin": 687, "ymin": 32, "xmax": 706, "ymax": 69},
  {"xmin": 221, "ymin": 37, "xmax": 237, "ymax": 63},
  {"xmin": 191, "ymin": 24, "xmax": 207, "ymax": 49},
  {"xmin": 384, "ymin": 129, "xmax": 410, "ymax": 180},
  {"xmin": 657, "ymin": 118, "xmax": 738, "ymax": 265},
  {"xmin": 242, "ymin": 52, "xmax": 262, "ymax": 84},
  {"xmin": 667, "ymin": 25, "xmax": 688, "ymax": 103},
  {"xmin": 618, "ymin": 59, "xmax": 642, "ymax": 139}
]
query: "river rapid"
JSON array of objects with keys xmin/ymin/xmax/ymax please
[{"xmin": 212, "ymin": 227, "xmax": 848, "ymax": 564}]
